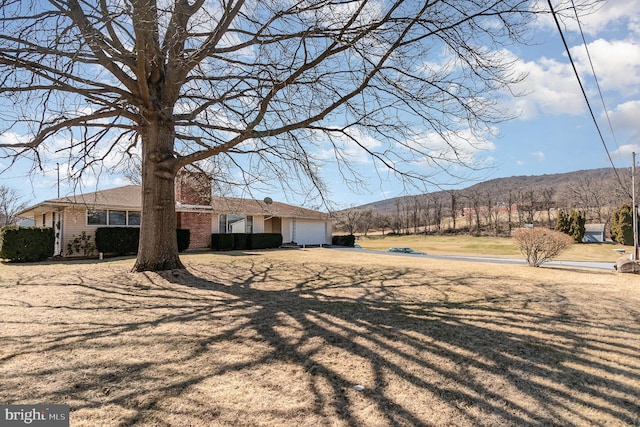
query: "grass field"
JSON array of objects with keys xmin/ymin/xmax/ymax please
[
  {"xmin": 356, "ymin": 234, "xmax": 631, "ymax": 262},
  {"xmin": 1, "ymin": 249, "xmax": 639, "ymax": 426}
]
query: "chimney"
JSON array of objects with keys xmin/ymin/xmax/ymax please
[{"xmin": 175, "ymin": 170, "xmax": 212, "ymax": 205}]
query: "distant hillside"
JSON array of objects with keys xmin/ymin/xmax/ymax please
[{"xmin": 351, "ymin": 167, "xmax": 632, "ymax": 218}]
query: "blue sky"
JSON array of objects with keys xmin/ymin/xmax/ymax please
[{"xmin": 2, "ymin": 0, "xmax": 640, "ymax": 211}]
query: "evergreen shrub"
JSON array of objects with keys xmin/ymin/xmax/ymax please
[
  {"xmin": 250, "ymin": 233, "xmax": 282, "ymax": 249},
  {"xmin": 611, "ymin": 204, "xmax": 635, "ymax": 246},
  {"xmin": 0, "ymin": 226, "xmax": 55, "ymax": 262},
  {"xmin": 332, "ymin": 234, "xmax": 356, "ymax": 247},
  {"xmin": 96, "ymin": 227, "xmax": 190, "ymax": 255},
  {"xmin": 211, "ymin": 233, "xmax": 283, "ymax": 250}
]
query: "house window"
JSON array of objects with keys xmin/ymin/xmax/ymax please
[
  {"xmin": 228, "ymin": 214, "xmax": 245, "ymax": 233},
  {"xmin": 87, "ymin": 209, "xmax": 141, "ymax": 226},
  {"xmin": 128, "ymin": 211, "xmax": 141, "ymax": 225},
  {"xmin": 109, "ymin": 210, "xmax": 127, "ymax": 225},
  {"xmin": 218, "ymin": 214, "xmax": 253, "ymax": 234},
  {"xmin": 87, "ymin": 210, "xmax": 107, "ymax": 225},
  {"xmin": 218, "ymin": 214, "xmax": 227, "ymax": 234}
]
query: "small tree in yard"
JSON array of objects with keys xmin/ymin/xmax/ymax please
[
  {"xmin": 610, "ymin": 204, "xmax": 636, "ymax": 246},
  {"xmin": 512, "ymin": 228, "xmax": 574, "ymax": 267},
  {"xmin": 554, "ymin": 210, "xmax": 570, "ymax": 235},
  {"xmin": 555, "ymin": 209, "xmax": 586, "ymax": 243},
  {"xmin": 568, "ymin": 210, "xmax": 586, "ymax": 243}
]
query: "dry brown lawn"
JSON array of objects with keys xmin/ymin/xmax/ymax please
[{"xmin": 1, "ymin": 249, "xmax": 639, "ymax": 426}]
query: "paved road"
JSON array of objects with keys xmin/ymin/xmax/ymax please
[{"xmin": 328, "ymin": 247, "xmax": 616, "ymax": 271}]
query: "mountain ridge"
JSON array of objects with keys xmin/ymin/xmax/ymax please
[{"xmin": 351, "ymin": 167, "xmax": 631, "ymax": 216}]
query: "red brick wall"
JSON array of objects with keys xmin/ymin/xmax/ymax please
[
  {"xmin": 177, "ymin": 212, "xmax": 212, "ymax": 249},
  {"xmin": 175, "ymin": 172, "xmax": 212, "ymax": 206}
]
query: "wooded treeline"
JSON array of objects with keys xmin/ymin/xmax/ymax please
[{"xmin": 335, "ymin": 168, "xmax": 632, "ymax": 237}]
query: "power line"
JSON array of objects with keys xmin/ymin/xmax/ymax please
[
  {"xmin": 546, "ymin": 0, "xmax": 629, "ymax": 196},
  {"xmin": 570, "ymin": 0, "xmax": 620, "ymax": 152}
]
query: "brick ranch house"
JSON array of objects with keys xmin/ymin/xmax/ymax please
[{"xmin": 17, "ymin": 177, "xmax": 333, "ymax": 257}]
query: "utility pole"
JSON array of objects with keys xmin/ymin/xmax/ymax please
[
  {"xmin": 56, "ymin": 163, "xmax": 61, "ymax": 198},
  {"xmin": 633, "ymin": 152, "xmax": 638, "ymax": 260}
]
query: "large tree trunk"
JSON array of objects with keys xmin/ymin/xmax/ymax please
[{"xmin": 132, "ymin": 119, "xmax": 185, "ymax": 272}]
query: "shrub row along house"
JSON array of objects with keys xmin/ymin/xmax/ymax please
[{"xmin": 17, "ymin": 175, "xmax": 333, "ymax": 257}]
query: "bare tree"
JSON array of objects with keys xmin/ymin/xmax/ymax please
[
  {"xmin": 482, "ymin": 188, "xmax": 499, "ymax": 236},
  {"xmin": 466, "ymin": 187, "xmax": 483, "ymax": 236},
  {"xmin": 0, "ymin": 186, "xmax": 28, "ymax": 226},
  {"xmin": 540, "ymin": 187, "xmax": 556, "ymax": 228},
  {"xmin": 421, "ymin": 195, "xmax": 432, "ymax": 234},
  {"xmin": 337, "ymin": 209, "xmax": 362, "ymax": 235},
  {"xmin": 516, "ymin": 190, "xmax": 537, "ymax": 226},
  {"xmin": 432, "ymin": 195, "xmax": 444, "ymax": 234},
  {"xmin": 374, "ymin": 213, "xmax": 391, "ymax": 236},
  {"xmin": 0, "ymin": 0, "xmax": 563, "ymax": 271},
  {"xmin": 505, "ymin": 190, "xmax": 515, "ymax": 234},
  {"xmin": 357, "ymin": 209, "xmax": 373, "ymax": 236},
  {"xmin": 450, "ymin": 192, "xmax": 458, "ymax": 233}
]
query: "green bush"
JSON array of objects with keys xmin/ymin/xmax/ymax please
[
  {"xmin": 555, "ymin": 209, "xmax": 586, "ymax": 242},
  {"xmin": 332, "ymin": 234, "xmax": 355, "ymax": 247},
  {"xmin": 211, "ymin": 233, "xmax": 283, "ymax": 250},
  {"xmin": 96, "ymin": 228, "xmax": 189, "ymax": 255},
  {"xmin": 176, "ymin": 229, "xmax": 190, "ymax": 252},
  {"xmin": 233, "ymin": 233, "xmax": 250, "ymax": 250},
  {"xmin": 568, "ymin": 210, "xmax": 586, "ymax": 243},
  {"xmin": 554, "ymin": 210, "xmax": 570, "ymax": 234},
  {"xmin": 0, "ymin": 226, "xmax": 55, "ymax": 262},
  {"xmin": 211, "ymin": 233, "xmax": 234, "ymax": 251},
  {"xmin": 611, "ymin": 204, "xmax": 636, "ymax": 246},
  {"xmin": 95, "ymin": 227, "xmax": 139, "ymax": 255},
  {"xmin": 250, "ymin": 233, "xmax": 282, "ymax": 249}
]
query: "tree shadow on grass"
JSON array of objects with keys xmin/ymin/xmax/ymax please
[{"xmin": 1, "ymin": 260, "xmax": 639, "ymax": 426}]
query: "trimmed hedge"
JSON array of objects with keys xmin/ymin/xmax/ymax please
[
  {"xmin": 211, "ymin": 233, "xmax": 282, "ymax": 250},
  {"xmin": 332, "ymin": 234, "xmax": 355, "ymax": 247},
  {"xmin": 233, "ymin": 233, "xmax": 250, "ymax": 250},
  {"xmin": 95, "ymin": 227, "xmax": 190, "ymax": 255},
  {"xmin": 250, "ymin": 233, "xmax": 283, "ymax": 250},
  {"xmin": 0, "ymin": 226, "xmax": 55, "ymax": 262},
  {"xmin": 211, "ymin": 233, "xmax": 234, "ymax": 251},
  {"xmin": 95, "ymin": 227, "xmax": 139, "ymax": 255},
  {"xmin": 176, "ymin": 229, "xmax": 190, "ymax": 252}
]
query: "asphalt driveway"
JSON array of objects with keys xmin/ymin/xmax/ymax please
[{"xmin": 329, "ymin": 247, "xmax": 615, "ymax": 271}]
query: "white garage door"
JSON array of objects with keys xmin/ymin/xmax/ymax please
[{"xmin": 292, "ymin": 220, "xmax": 327, "ymax": 246}]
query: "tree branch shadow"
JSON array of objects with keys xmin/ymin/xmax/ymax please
[{"xmin": 1, "ymin": 260, "xmax": 639, "ymax": 426}]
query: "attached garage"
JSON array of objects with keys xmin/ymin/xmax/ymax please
[{"xmin": 290, "ymin": 219, "xmax": 330, "ymax": 246}]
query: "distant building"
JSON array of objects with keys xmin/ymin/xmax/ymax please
[{"xmin": 583, "ymin": 224, "xmax": 606, "ymax": 243}]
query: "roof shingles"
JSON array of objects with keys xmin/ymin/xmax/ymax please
[{"xmin": 20, "ymin": 185, "xmax": 330, "ymax": 220}]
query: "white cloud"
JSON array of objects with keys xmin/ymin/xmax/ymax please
[
  {"xmin": 530, "ymin": 150, "xmax": 545, "ymax": 161},
  {"xmin": 508, "ymin": 56, "xmax": 585, "ymax": 119},
  {"xmin": 608, "ymin": 100, "xmax": 640, "ymax": 130},
  {"xmin": 534, "ymin": 0, "xmax": 640, "ymax": 36},
  {"xmin": 606, "ymin": 100, "xmax": 640, "ymax": 147},
  {"xmin": 407, "ymin": 127, "xmax": 497, "ymax": 168},
  {"xmin": 575, "ymin": 0, "xmax": 640, "ymax": 36},
  {"xmin": 570, "ymin": 39, "xmax": 640, "ymax": 95},
  {"xmin": 316, "ymin": 128, "xmax": 383, "ymax": 164},
  {"xmin": 0, "ymin": 131, "xmax": 29, "ymax": 146},
  {"xmin": 611, "ymin": 143, "xmax": 640, "ymax": 159}
]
